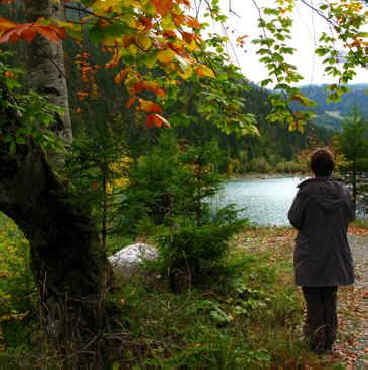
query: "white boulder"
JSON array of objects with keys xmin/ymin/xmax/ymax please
[{"xmin": 108, "ymin": 243, "xmax": 158, "ymax": 279}]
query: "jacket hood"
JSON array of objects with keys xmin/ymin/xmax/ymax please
[{"xmin": 298, "ymin": 177, "xmax": 348, "ymax": 212}]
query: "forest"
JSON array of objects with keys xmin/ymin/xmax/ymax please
[{"xmin": 0, "ymin": 0, "xmax": 368, "ymax": 369}]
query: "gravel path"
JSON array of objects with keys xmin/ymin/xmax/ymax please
[
  {"xmin": 349, "ymin": 234, "xmax": 368, "ymax": 288},
  {"xmin": 336, "ymin": 234, "xmax": 368, "ymax": 369}
]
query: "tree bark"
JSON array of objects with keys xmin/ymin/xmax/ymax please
[
  {"xmin": 25, "ymin": 0, "xmax": 72, "ymax": 144},
  {"xmin": 0, "ymin": 0, "xmax": 110, "ymax": 366}
]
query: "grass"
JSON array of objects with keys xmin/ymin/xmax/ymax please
[{"xmin": 0, "ymin": 214, "xmax": 350, "ymax": 369}]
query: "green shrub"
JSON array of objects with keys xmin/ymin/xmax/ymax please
[{"xmin": 157, "ymin": 207, "xmax": 245, "ymax": 291}]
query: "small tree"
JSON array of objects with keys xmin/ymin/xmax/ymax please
[
  {"xmin": 335, "ymin": 108, "xmax": 368, "ymax": 213},
  {"xmin": 118, "ymin": 133, "xmax": 245, "ymax": 291}
]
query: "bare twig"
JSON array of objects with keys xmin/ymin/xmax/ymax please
[
  {"xmin": 64, "ymin": 4, "xmax": 112, "ymax": 22},
  {"xmin": 298, "ymin": 0, "xmax": 339, "ymax": 28}
]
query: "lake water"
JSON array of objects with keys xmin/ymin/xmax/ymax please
[{"xmin": 213, "ymin": 177, "xmax": 304, "ymax": 226}]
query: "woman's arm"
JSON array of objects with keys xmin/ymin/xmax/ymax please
[{"xmin": 288, "ymin": 191, "xmax": 305, "ymax": 230}]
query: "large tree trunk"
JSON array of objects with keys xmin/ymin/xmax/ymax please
[
  {"xmin": 0, "ymin": 0, "xmax": 111, "ymax": 366},
  {"xmin": 25, "ymin": 0, "xmax": 72, "ymax": 144},
  {"xmin": 0, "ymin": 136, "xmax": 106, "ymax": 337}
]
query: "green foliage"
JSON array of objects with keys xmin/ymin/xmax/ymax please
[
  {"xmin": 66, "ymin": 126, "xmax": 129, "ymax": 253},
  {"xmin": 336, "ymin": 108, "xmax": 368, "ymax": 167},
  {"xmin": 0, "ymin": 213, "xmax": 37, "ymax": 355},
  {"xmin": 157, "ymin": 208, "xmax": 245, "ymax": 289},
  {"xmin": 108, "ymin": 232, "xmax": 329, "ymax": 369},
  {"xmin": 165, "ymin": 34, "xmax": 257, "ymax": 136},
  {"xmin": 334, "ymin": 108, "xmax": 368, "ymax": 212},
  {"xmin": 118, "ymin": 133, "xmax": 246, "ymax": 288},
  {"xmin": 0, "ymin": 51, "xmax": 64, "ymax": 153}
]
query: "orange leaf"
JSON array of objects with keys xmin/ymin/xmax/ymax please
[
  {"xmin": 185, "ymin": 16, "xmax": 201, "ymax": 29},
  {"xmin": 0, "ymin": 23, "xmax": 65, "ymax": 44},
  {"xmin": 139, "ymin": 16, "xmax": 153, "ymax": 31},
  {"xmin": 91, "ymin": 182, "xmax": 99, "ymax": 191},
  {"xmin": 177, "ymin": 0, "xmax": 190, "ymax": 6},
  {"xmin": 172, "ymin": 14, "xmax": 185, "ymax": 27},
  {"xmin": 0, "ymin": 17, "xmax": 16, "ymax": 32},
  {"xmin": 180, "ymin": 31, "xmax": 195, "ymax": 43},
  {"xmin": 163, "ymin": 30, "xmax": 176, "ymax": 38},
  {"xmin": 168, "ymin": 42, "xmax": 184, "ymax": 54},
  {"xmin": 77, "ymin": 91, "xmax": 89, "ymax": 101},
  {"xmin": 126, "ymin": 96, "xmax": 137, "ymax": 109},
  {"xmin": 195, "ymin": 65, "xmax": 215, "ymax": 78},
  {"xmin": 152, "ymin": 0, "xmax": 173, "ymax": 16},
  {"xmin": 139, "ymin": 99, "xmax": 163, "ymax": 114},
  {"xmin": 134, "ymin": 81, "xmax": 166, "ymax": 97},
  {"xmin": 37, "ymin": 25, "xmax": 66, "ymax": 42},
  {"xmin": 3, "ymin": 70, "xmax": 14, "ymax": 78},
  {"xmin": 157, "ymin": 49, "xmax": 175, "ymax": 64},
  {"xmin": 145, "ymin": 113, "xmax": 170, "ymax": 128},
  {"xmin": 123, "ymin": 35, "xmax": 134, "ymax": 48},
  {"xmin": 105, "ymin": 48, "xmax": 120, "ymax": 69},
  {"xmin": 114, "ymin": 68, "xmax": 128, "ymax": 84}
]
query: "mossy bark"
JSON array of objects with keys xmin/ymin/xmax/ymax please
[{"xmin": 0, "ymin": 140, "xmax": 105, "ymax": 320}]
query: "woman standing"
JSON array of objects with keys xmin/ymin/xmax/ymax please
[{"xmin": 288, "ymin": 148, "xmax": 355, "ymax": 354}]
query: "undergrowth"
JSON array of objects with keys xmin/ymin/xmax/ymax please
[{"xmin": 0, "ymin": 214, "xmax": 346, "ymax": 369}]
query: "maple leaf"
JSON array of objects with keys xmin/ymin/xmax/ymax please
[{"xmin": 145, "ymin": 113, "xmax": 170, "ymax": 128}]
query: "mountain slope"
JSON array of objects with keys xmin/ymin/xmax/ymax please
[{"xmin": 296, "ymin": 84, "xmax": 368, "ymax": 130}]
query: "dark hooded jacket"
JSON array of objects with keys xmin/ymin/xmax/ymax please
[{"xmin": 288, "ymin": 177, "xmax": 355, "ymax": 287}]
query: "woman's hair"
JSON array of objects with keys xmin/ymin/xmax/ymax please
[{"xmin": 310, "ymin": 148, "xmax": 335, "ymax": 176}]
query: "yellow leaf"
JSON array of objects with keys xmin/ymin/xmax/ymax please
[
  {"xmin": 135, "ymin": 34, "xmax": 152, "ymax": 51},
  {"xmin": 127, "ymin": 43, "xmax": 138, "ymax": 56},
  {"xmin": 178, "ymin": 65, "xmax": 193, "ymax": 80},
  {"xmin": 196, "ymin": 65, "xmax": 215, "ymax": 78},
  {"xmin": 186, "ymin": 39, "xmax": 198, "ymax": 52},
  {"xmin": 157, "ymin": 49, "xmax": 175, "ymax": 64},
  {"xmin": 161, "ymin": 14, "xmax": 176, "ymax": 31}
]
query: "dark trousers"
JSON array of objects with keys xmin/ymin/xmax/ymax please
[{"xmin": 302, "ymin": 286, "xmax": 338, "ymax": 353}]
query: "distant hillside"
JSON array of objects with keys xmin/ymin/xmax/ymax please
[{"xmin": 293, "ymin": 84, "xmax": 368, "ymax": 130}]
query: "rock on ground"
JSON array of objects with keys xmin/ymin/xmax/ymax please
[{"xmin": 109, "ymin": 243, "xmax": 158, "ymax": 279}]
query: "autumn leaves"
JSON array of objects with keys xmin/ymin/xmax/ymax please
[{"xmin": 0, "ymin": 0, "xmax": 216, "ymax": 129}]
